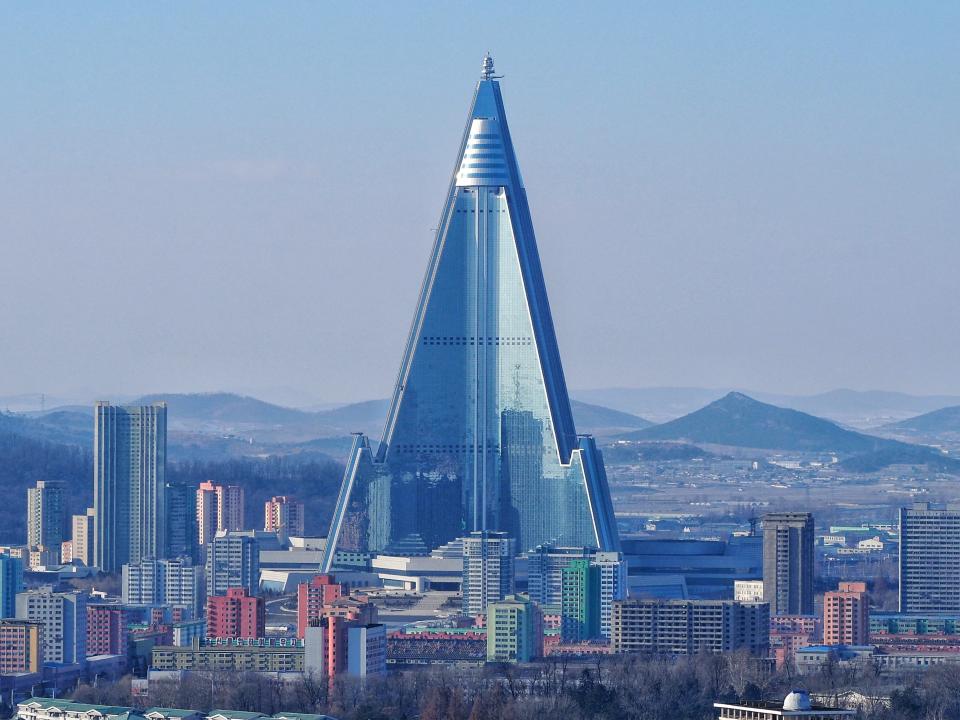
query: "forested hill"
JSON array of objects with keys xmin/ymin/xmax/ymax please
[
  {"xmin": 0, "ymin": 427, "xmax": 91, "ymax": 544},
  {"xmin": 0, "ymin": 419, "xmax": 344, "ymax": 545}
]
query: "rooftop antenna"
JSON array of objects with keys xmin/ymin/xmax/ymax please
[{"xmin": 480, "ymin": 53, "xmax": 502, "ymax": 81}]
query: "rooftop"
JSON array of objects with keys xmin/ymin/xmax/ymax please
[
  {"xmin": 19, "ymin": 699, "xmax": 134, "ymax": 715},
  {"xmin": 143, "ymin": 710, "xmax": 202, "ymax": 718}
]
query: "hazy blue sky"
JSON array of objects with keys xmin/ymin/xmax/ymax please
[{"xmin": 1, "ymin": 3, "xmax": 958, "ymax": 405}]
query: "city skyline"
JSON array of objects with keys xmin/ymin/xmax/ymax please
[
  {"xmin": 3, "ymin": 6, "xmax": 960, "ymax": 716},
  {"xmin": 2, "ymin": 3, "xmax": 958, "ymax": 402}
]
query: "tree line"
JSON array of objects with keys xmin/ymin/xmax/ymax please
[{"xmin": 63, "ymin": 652, "xmax": 960, "ymax": 720}]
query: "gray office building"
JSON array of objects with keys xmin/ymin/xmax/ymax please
[
  {"xmin": 94, "ymin": 402, "xmax": 167, "ymax": 572},
  {"xmin": 762, "ymin": 512, "xmax": 814, "ymax": 616},
  {"xmin": 899, "ymin": 503, "xmax": 960, "ymax": 614}
]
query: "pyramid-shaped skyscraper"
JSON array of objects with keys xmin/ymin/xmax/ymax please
[{"xmin": 322, "ymin": 56, "xmax": 619, "ymax": 570}]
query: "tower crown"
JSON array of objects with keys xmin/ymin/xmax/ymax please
[
  {"xmin": 481, "ymin": 53, "xmax": 495, "ymax": 80},
  {"xmin": 456, "ymin": 117, "xmax": 509, "ymax": 187}
]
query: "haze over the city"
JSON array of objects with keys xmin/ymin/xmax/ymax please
[{"xmin": 2, "ymin": 3, "xmax": 958, "ymax": 404}]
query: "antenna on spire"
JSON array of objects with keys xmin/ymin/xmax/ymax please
[{"xmin": 481, "ymin": 53, "xmax": 501, "ymax": 80}]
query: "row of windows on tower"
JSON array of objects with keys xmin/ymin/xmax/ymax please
[
  {"xmin": 454, "ymin": 208, "xmax": 507, "ymax": 213},
  {"xmin": 393, "ymin": 443, "xmax": 502, "ymax": 454},
  {"xmin": 421, "ymin": 336, "xmax": 532, "ymax": 346}
]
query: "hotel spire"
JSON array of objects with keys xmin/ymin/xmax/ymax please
[{"xmin": 322, "ymin": 58, "xmax": 619, "ymax": 570}]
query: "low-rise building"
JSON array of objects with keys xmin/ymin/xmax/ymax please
[
  {"xmin": 486, "ymin": 594, "xmax": 543, "ymax": 663},
  {"xmin": 794, "ymin": 645, "xmax": 876, "ymax": 671},
  {"xmin": 15, "ymin": 701, "xmax": 336, "ymax": 720},
  {"xmin": 386, "ymin": 630, "xmax": 486, "ymax": 667},
  {"xmin": 611, "ymin": 599, "xmax": 769, "ymax": 655},
  {"xmin": 770, "ymin": 614, "xmax": 821, "ymax": 669},
  {"xmin": 172, "ymin": 619, "xmax": 207, "ymax": 647},
  {"xmin": 715, "ymin": 690, "xmax": 854, "ymax": 719},
  {"xmin": 17, "ymin": 699, "xmax": 138, "ymax": 720},
  {"xmin": 142, "ymin": 709, "xmax": 204, "ymax": 720},
  {"xmin": 823, "ymin": 582, "xmax": 869, "ymax": 646},
  {"xmin": 15, "ymin": 586, "xmax": 87, "ymax": 664},
  {"xmin": 0, "ymin": 619, "xmax": 42, "ymax": 673},
  {"xmin": 151, "ymin": 637, "xmax": 305, "ymax": 673},
  {"xmin": 87, "ymin": 604, "xmax": 129, "ymax": 656},
  {"xmin": 206, "ymin": 588, "xmax": 265, "ymax": 639},
  {"xmin": 795, "ymin": 643, "xmax": 960, "ymax": 673},
  {"xmin": 369, "ymin": 554, "xmax": 462, "ymax": 592},
  {"xmin": 347, "ymin": 623, "xmax": 387, "ymax": 677}
]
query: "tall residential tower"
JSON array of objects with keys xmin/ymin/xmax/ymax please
[
  {"xmin": 26, "ymin": 480, "xmax": 68, "ymax": 557},
  {"xmin": 899, "ymin": 503, "xmax": 960, "ymax": 614},
  {"xmin": 197, "ymin": 481, "xmax": 246, "ymax": 546},
  {"xmin": 322, "ymin": 56, "xmax": 619, "ymax": 569},
  {"xmin": 94, "ymin": 402, "xmax": 167, "ymax": 572},
  {"xmin": 762, "ymin": 512, "xmax": 815, "ymax": 616}
]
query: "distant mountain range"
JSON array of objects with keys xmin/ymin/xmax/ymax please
[
  {"xmin": 135, "ymin": 393, "xmax": 651, "ymax": 440},
  {"xmin": 573, "ymin": 387, "xmax": 960, "ymax": 427},
  {"xmin": 2, "ymin": 390, "xmax": 958, "ymax": 539},
  {"xmin": 619, "ymin": 392, "xmax": 900, "ymax": 453},
  {"xmin": 7, "ymin": 392, "xmax": 651, "ymax": 457},
  {"xmin": 616, "ymin": 392, "xmax": 959, "ymax": 472},
  {"xmin": 0, "ymin": 410, "xmax": 91, "ymax": 446},
  {"xmin": 8, "ymin": 386, "xmax": 960, "ymax": 430},
  {"xmin": 884, "ymin": 405, "xmax": 960, "ymax": 436},
  {"xmin": 4, "ymin": 390, "xmax": 958, "ymax": 472}
]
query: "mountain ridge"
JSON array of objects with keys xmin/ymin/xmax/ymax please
[
  {"xmin": 621, "ymin": 392, "xmax": 915, "ymax": 455},
  {"xmin": 24, "ymin": 392, "xmax": 652, "ymax": 446},
  {"xmin": 883, "ymin": 405, "xmax": 960, "ymax": 435}
]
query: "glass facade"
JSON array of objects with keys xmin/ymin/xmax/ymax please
[
  {"xmin": 94, "ymin": 402, "xmax": 167, "ymax": 572},
  {"xmin": 323, "ymin": 63, "xmax": 618, "ymax": 567}
]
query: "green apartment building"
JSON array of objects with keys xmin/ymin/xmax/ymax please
[
  {"xmin": 561, "ymin": 559, "xmax": 600, "ymax": 642},
  {"xmin": 486, "ymin": 594, "xmax": 543, "ymax": 663}
]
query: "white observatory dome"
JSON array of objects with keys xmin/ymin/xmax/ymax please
[{"xmin": 783, "ymin": 690, "xmax": 812, "ymax": 711}]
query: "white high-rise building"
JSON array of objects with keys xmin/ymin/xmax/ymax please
[
  {"xmin": 71, "ymin": 508, "xmax": 96, "ymax": 566},
  {"xmin": 461, "ymin": 531, "xmax": 515, "ymax": 615},
  {"xmin": 593, "ymin": 551, "xmax": 627, "ymax": 639},
  {"xmin": 122, "ymin": 557, "xmax": 204, "ymax": 616}
]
